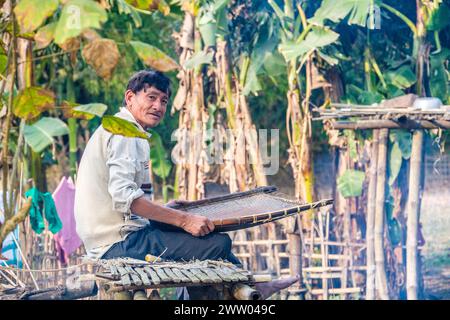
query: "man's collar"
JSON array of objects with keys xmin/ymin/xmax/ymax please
[{"xmin": 115, "ymin": 107, "xmax": 152, "ymax": 138}]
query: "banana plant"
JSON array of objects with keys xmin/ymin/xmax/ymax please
[{"xmin": 268, "ymin": 0, "xmax": 338, "ymax": 224}]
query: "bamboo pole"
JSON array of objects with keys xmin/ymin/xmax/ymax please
[
  {"xmin": 318, "ymin": 212, "xmax": 328, "ymax": 299},
  {"xmin": 232, "ymin": 283, "xmax": 262, "ymax": 300},
  {"xmin": 329, "ymin": 120, "xmax": 450, "ymax": 130},
  {"xmin": 374, "ymin": 129, "xmax": 389, "ymax": 300},
  {"xmin": 366, "ymin": 130, "xmax": 379, "ymax": 300},
  {"xmin": 406, "ymin": 130, "xmax": 424, "ymax": 299}
]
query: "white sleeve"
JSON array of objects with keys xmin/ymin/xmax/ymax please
[{"xmin": 106, "ymin": 134, "xmax": 144, "ymax": 213}]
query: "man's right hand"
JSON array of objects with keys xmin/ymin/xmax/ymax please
[{"xmin": 180, "ymin": 214, "xmax": 215, "ymax": 237}]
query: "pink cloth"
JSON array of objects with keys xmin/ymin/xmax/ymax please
[{"xmin": 53, "ymin": 177, "xmax": 82, "ymax": 264}]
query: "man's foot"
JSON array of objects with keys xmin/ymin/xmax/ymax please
[{"xmin": 255, "ymin": 275, "xmax": 300, "ymax": 300}]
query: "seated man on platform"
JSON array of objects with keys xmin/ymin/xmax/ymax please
[{"xmin": 74, "ymin": 69, "xmax": 298, "ymax": 299}]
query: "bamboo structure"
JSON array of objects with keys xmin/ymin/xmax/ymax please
[
  {"xmin": 406, "ymin": 130, "xmax": 424, "ymax": 299},
  {"xmin": 365, "ymin": 130, "xmax": 379, "ymax": 300},
  {"xmin": 313, "ymin": 96, "xmax": 445, "ymax": 300},
  {"xmin": 374, "ymin": 129, "xmax": 389, "ymax": 299}
]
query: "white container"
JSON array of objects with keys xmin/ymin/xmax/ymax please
[{"xmin": 412, "ymin": 97, "xmax": 443, "ymax": 110}]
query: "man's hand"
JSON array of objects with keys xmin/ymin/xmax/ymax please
[
  {"xmin": 131, "ymin": 197, "xmax": 215, "ymax": 237},
  {"xmin": 180, "ymin": 214, "xmax": 215, "ymax": 237}
]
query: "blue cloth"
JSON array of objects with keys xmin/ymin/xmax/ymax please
[{"xmin": 0, "ymin": 192, "xmax": 22, "ymax": 267}]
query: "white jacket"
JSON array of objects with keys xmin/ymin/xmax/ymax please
[{"xmin": 74, "ymin": 107, "xmax": 151, "ymax": 257}]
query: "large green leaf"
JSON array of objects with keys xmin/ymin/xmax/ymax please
[
  {"xmin": 0, "ymin": 45, "xmax": 7, "ymax": 76},
  {"xmin": 130, "ymin": 41, "xmax": 179, "ymax": 72},
  {"xmin": 337, "ymin": 169, "xmax": 365, "ymax": 198},
  {"xmin": 388, "ymin": 141, "xmax": 402, "ymax": 186},
  {"xmin": 71, "ymin": 103, "xmax": 108, "ymax": 120},
  {"xmin": 102, "ymin": 115, "xmax": 149, "ymax": 140},
  {"xmin": 430, "ymin": 50, "xmax": 450, "ymax": 101},
  {"xmin": 54, "ymin": 0, "xmax": 107, "ymax": 45},
  {"xmin": 14, "ymin": 0, "xmax": 59, "ymax": 33},
  {"xmin": 279, "ymin": 26, "xmax": 339, "ymax": 62},
  {"xmin": 310, "ymin": 0, "xmax": 372, "ymax": 27},
  {"xmin": 149, "ymin": 130, "xmax": 172, "ymax": 179},
  {"xmin": 13, "ymin": 86, "xmax": 55, "ymax": 120},
  {"xmin": 243, "ymin": 30, "xmax": 279, "ymax": 96},
  {"xmin": 183, "ymin": 51, "xmax": 213, "ymax": 69},
  {"xmin": 385, "ymin": 65, "xmax": 416, "ymax": 89},
  {"xmin": 389, "ymin": 129, "xmax": 412, "ymax": 159},
  {"xmin": 116, "ymin": 0, "xmax": 142, "ymax": 27},
  {"xmin": 24, "ymin": 117, "xmax": 69, "ymax": 153},
  {"xmin": 426, "ymin": 2, "xmax": 450, "ymax": 31},
  {"xmin": 263, "ymin": 51, "xmax": 286, "ymax": 76},
  {"xmin": 198, "ymin": 6, "xmax": 217, "ymax": 47}
]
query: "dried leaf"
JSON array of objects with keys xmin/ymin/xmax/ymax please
[
  {"xmin": 81, "ymin": 28, "xmax": 101, "ymax": 43},
  {"xmin": 58, "ymin": 36, "xmax": 81, "ymax": 52},
  {"xmin": 58, "ymin": 36, "xmax": 81, "ymax": 65},
  {"xmin": 13, "ymin": 86, "xmax": 55, "ymax": 120},
  {"xmin": 82, "ymin": 38, "xmax": 120, "ymax": 79},
  {"xmin": 34, "ymin": 22, "xmax": 56, "ymax": 49},
  {"xmin": 14, "ymin": 0, "xmax": 59, "ymax": 33}
]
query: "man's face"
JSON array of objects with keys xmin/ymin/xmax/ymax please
[{"xmin": 125, "ymin": 85, "xmax": 169, "ymax": 129}]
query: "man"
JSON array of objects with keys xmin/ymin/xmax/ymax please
[
  {"xmin": 75, "ymin": 69, "xmax": 298, "ymax": 299},
  {"xmin": 75, "ymin": 70, "xmax": 239, "ymax": 264}
]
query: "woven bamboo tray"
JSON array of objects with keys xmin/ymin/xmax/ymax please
[{"xmin": 154, "ymin": 186, "xmax": 333, "ymax": 232}]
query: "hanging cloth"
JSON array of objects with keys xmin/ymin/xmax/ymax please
[
  {"xmin": 53, "ymin": 177, "xmax": 82, "ymax": 263},
  {"xmin": 25, "ymin": 187, "xmax": 63, "ymax": 234}
]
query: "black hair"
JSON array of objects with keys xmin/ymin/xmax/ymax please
[{"xmin": 122, "ymin": 69, "xmax": 171, "ymax": 107}]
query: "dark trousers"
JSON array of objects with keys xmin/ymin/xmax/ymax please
[{"xmin": 102, "ymin": 223, "xmax": 241, "ymax": 265}]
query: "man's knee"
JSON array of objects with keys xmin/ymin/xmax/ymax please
[{"xmin": 210, "ymin": 233, "xmax": 232, "ymax": 258}]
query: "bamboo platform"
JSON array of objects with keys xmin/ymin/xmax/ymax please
[
  {"xmin": 95, "ymin": 258, "xmax": 256, "ymax": 294},
  {"xmin": 313, "ymin": 102, "xmax": 450, "ymax": 129}
]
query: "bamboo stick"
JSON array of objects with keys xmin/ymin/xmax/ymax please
[
  {"xmin": 154, "ymin": 268, "xmax": 171, "ymax": 283},
  {"xmin": 329, "ymin": 120, "xmax": 450, "ymax": 130},
  {"xmin": 143, "ymin": 267, "xmax": 161, "ymax": 285},
  {"xmin": 318, "ymin": 212, "xmax": 329, "ymax": 300},
  {"xmin": 179, "ymin": 269, "xmax": 201, "ymax": 284},
  {"xmin": 310, "ymin": 287, "xmax": 361, "ymax": 295},
  {"xmin": 406, "ymin": 130, "xmax": 424, "ymax": 300},
  {"xmin": 374, "ymin": 129, "xmax": 390, "ymax": 300},
  {"xmin": 366, "ymin": 130, "xmax": 379, "ymax": 300},
  {"xmin": 134, "ymin": 268, "xmax": 151, "ymax": 286},
  {"xmin": 171, "ymin": 268, "xmax": 191, "ymax": 283}
]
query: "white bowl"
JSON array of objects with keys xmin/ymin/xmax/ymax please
[{"xmin": 412, "ymin": 97, "xmax": 443, "ymax": 110}]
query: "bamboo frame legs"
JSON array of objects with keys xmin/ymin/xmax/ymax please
[
  {"xmin": 366, "ymin": 130, "xmax": 379, "ymax": 300},
  {"xmin": 406, "ymin": 130, "xmax": 424, "ymax": 300},
  {"xmin": 374, "ymin": 129, "xmax": 390, "ymax": 300}
]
